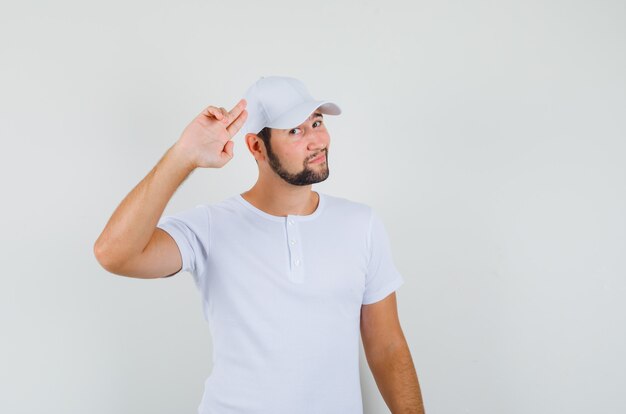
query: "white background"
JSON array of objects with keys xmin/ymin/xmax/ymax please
[{"xmin": 1, "ymin": 1, "xmax": 625, "ymax": 413}]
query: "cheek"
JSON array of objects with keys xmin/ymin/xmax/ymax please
[
  {"xmin": 281, "ymin": 145, "xmax": 302, "ymax": 160},
  {"xmin": 273, "ymin": 145, "xmax": 302, "ymax": 166},
  {"xmin": 321, "ymin": 131, "xmax": 331, "ymax": 146}
]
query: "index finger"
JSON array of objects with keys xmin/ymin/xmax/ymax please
[{"xmin": 226, "ymin": 98, "xmax": 247, "ymax": 125}]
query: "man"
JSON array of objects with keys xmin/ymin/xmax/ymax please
[{"xmin": 94, "ymin": 75, "xmax": 425, "ymax": 414}]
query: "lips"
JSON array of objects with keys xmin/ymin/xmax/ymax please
[{"xmin": 310, "ymin": 153, "xmax": 326, "ymax": 163}]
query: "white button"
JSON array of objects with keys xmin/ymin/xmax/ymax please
[
  {"xmin": 295, "ymin": 259, "xmax": 300, "ymax": 266},
  {"xmin": 288, "ymin": 220, "xmax": 294, "ymax": 225},
  {"xmin": 290, "ymin": 239, "xmax": 296, "ymax": 245}
]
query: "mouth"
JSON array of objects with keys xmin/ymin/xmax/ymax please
[{"xmin": 309, "ymin": 153, "xmax": 326, "ymax": 164}]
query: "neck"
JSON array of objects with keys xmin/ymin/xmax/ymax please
[{"xmin": 241, "ymin": 180, "xmax": 320, "ymax": 217}]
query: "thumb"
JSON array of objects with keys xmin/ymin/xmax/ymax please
[{"xmin": 222, "ymin": 140, "xmax": 234, "ymax": 160}]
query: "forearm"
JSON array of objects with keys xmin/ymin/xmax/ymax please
[
  {"xmin": 367, "ymin": 342, "xmax": 425, "ymax": 414},
  {"xmin": 94, "ymin": 143, "xmax": 194, "ymax": 266}
]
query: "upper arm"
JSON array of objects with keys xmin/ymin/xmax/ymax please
[
  {"xmin": 99, "ymin": 204, "xmax": 208, "ymax": 279},
  {"xmin": 360, "ymin": 291, "xmax": 406, "ymax": 359},
  {"xmin": 103, "ymin": 228, "xmax": 183, "ymax": 279},
  {"xmin": 362, "ymin": 208, "xmax": 405, "ymax": 305}
]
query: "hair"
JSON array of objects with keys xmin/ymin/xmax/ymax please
[{"xmin": 256, "ymin": 127, "xmax": 272, "ymax": 150}]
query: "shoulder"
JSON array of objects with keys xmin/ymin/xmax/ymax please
[
  {"xmin": 160, "ymin": 203, "xmax": 209, "ymax": 224},
  {"xmin": 322, "ymin": 191, "xmax": 370, "ymax": 210},
  {"xmin": 160, "ymin": 195, "xmax": 238, "ymax": 226},
  {"xmin": 320, "ymin": 192, "xmax": 374, "ymax": 224},
  {"xmin": 203, "ymin": 194, "xmax": 244, "ymax": 217}
]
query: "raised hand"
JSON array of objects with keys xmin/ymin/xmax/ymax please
[{"xmin": 175, "ymin": 98, "xmax": 248, "ymax": 169}]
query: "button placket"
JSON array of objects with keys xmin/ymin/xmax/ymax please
[{"xmin": 285, "ymin": 215, "xmax": 304, "ymax": 283}]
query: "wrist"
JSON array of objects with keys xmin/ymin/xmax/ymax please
[{"xmin": 169, "ymin": 142, "xmax": 197, "ymax": 174}]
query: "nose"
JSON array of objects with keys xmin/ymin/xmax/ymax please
[{"xmin": 307, "ymin": 129, "xmax": 329, "ymax": 153}]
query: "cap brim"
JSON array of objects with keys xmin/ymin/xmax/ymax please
[{"xmin": 268, "ymin": 100, "xmax": 342, "ymax": 130}]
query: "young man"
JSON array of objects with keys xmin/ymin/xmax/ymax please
[{"xmin": 94, "ymin": 76, "xmax": 425, "ymax": 414}]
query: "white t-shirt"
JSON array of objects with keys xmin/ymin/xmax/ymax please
[{"xmin": 157, "ymin": 191, "xmax": 405, "ymax": 414}]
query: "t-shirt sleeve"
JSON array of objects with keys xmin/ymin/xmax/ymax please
[
  {"xmin": 156, "ymin": 204, "xmax": 210, "ymax": 277},
  {"xmin": 362, "ymin": 208, "xmax": 405, "ymax": 305}
]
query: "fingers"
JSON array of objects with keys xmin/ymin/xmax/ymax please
[
  {"xmin": 226, "ymin": 108, "xmax": 248, "ymax": 138},
  {"xmin": 202, "ymin": 105, "xmax": 224, "ymax": 120},
  {"xmin": 201, "ymin": 99, "xmax": 247, "ymax": 132},
  {"xmin": 202, "ymin": 98, "xmax": 247, "ymax": 125},
  {"xmin": 219, "ymin": 107, "xmax": 229, "ymax": 123},
  {"xmin": 226, "ymin": 99, "xmax": 247, "ymax": 126}
]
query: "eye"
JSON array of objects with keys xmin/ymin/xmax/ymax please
[{"xmin": 289, "ymin": 120, "xmax": 323, "ymax": 135}]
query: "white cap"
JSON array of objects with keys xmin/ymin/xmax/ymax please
[{"xmin": 238, "ymin": 75, "xmax": 342, "ymax": 139}]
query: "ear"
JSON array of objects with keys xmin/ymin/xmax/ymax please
[{"xmin": 245, "ymin": 133, "xmax": 265, "ymax": 161}]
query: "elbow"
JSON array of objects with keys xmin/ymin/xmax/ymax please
[{"xmin": 93, "ymin": 241, "xmax": 122, "ymax": 275}]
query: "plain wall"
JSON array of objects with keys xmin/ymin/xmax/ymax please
[{"xmin": 1, "ymin": 0, "xmax": 625, "ymax": 413}]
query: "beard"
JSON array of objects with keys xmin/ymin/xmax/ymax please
[{"xmin": 266, "ymin": 146, "xmax": 330, "ymax": 186}]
